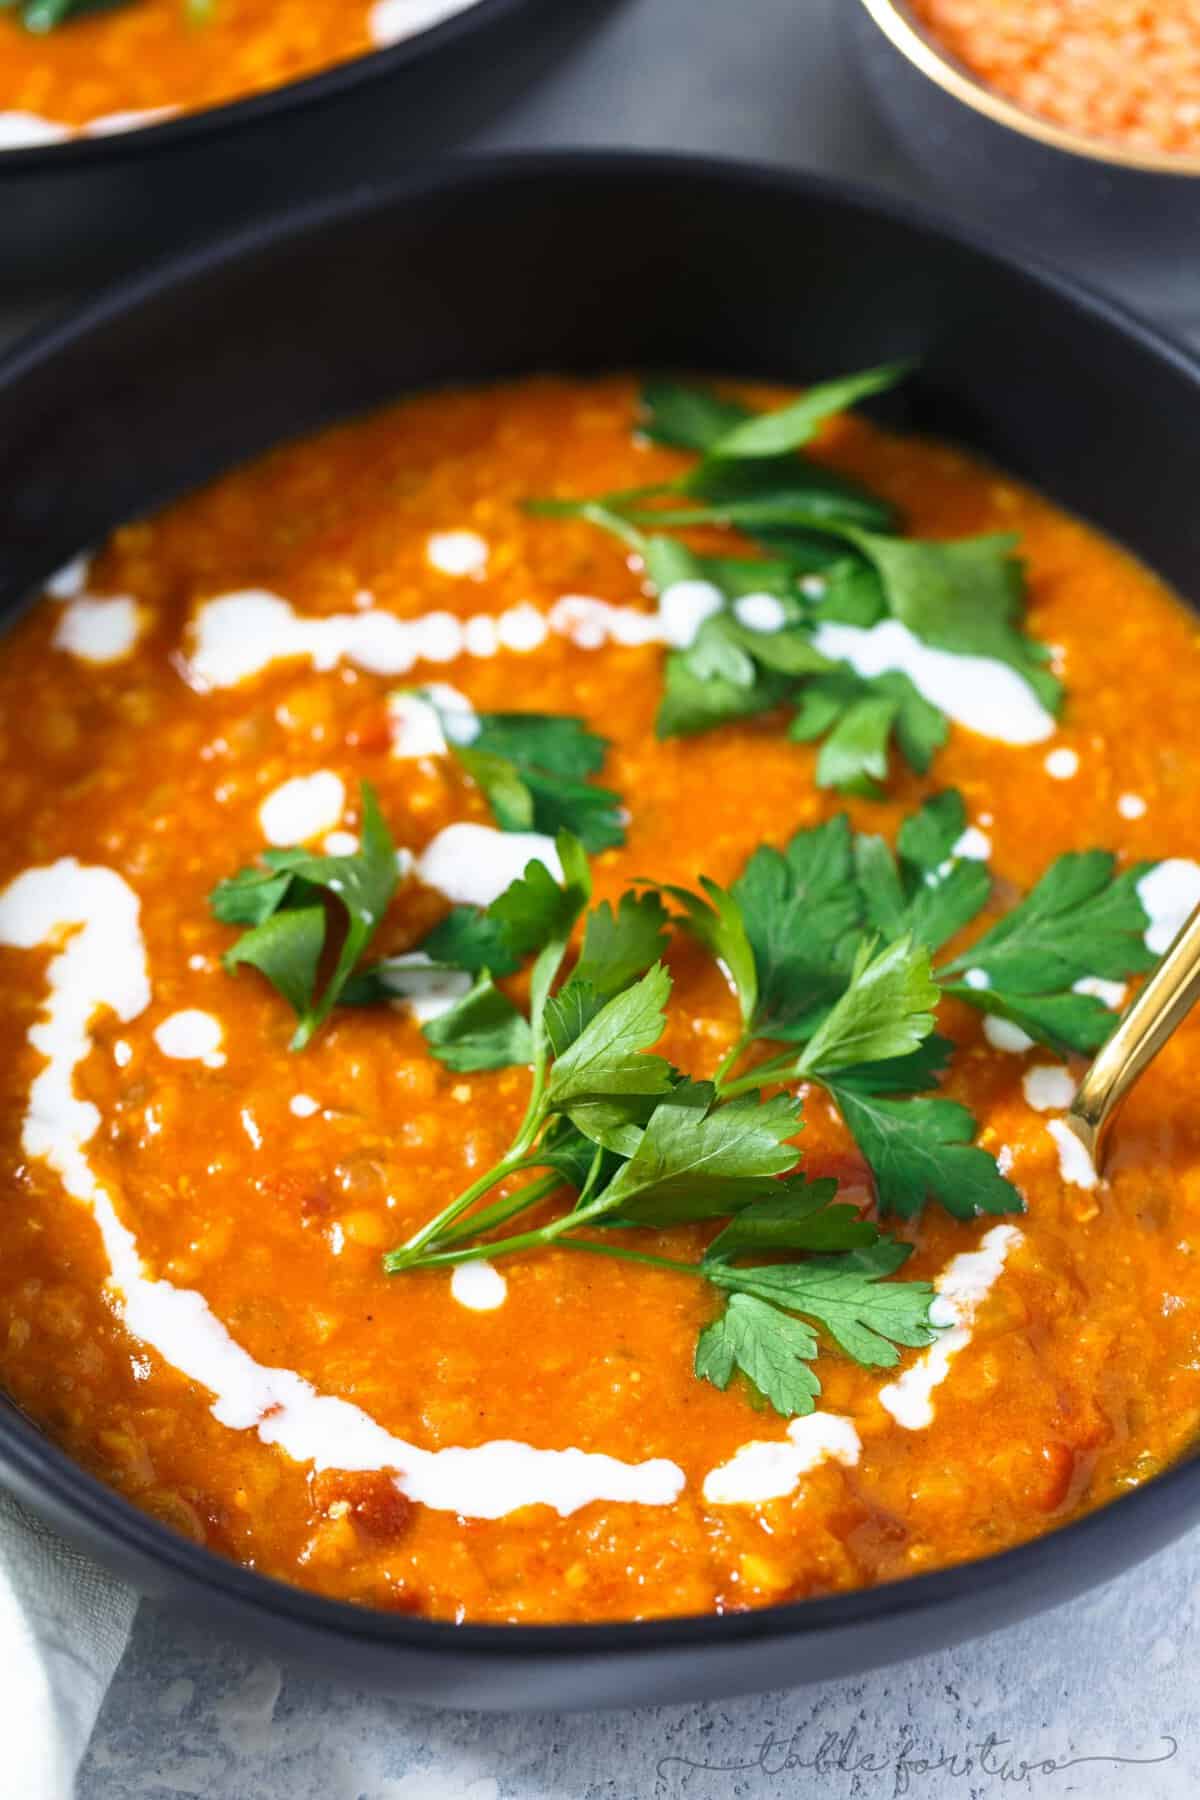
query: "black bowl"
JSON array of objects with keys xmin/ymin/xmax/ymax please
[
  {"xmin": 0, "ymin": 0, "xmax": 595, "ymax": 303},
  {"xmin": 2, "ymin": 154, "xmax": 1200, "ymax": 1708}
]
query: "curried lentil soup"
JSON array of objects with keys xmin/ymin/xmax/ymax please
[
  {"xmin": 0, "ymin": 0, "xmax": 480, "ymax": 147},
  {"xmin": 3, "ymin": 373, "xmax": 1200, "ymax": 1626}
]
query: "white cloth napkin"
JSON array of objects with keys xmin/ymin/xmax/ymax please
[{"xmin": 0, "ymin": 1487, "xmax": 135, "ymax": 1798}]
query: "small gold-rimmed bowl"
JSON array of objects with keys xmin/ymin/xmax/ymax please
[{"xmin": 848, "ymin": 0, "xmax": 1200, "ymax": 290}]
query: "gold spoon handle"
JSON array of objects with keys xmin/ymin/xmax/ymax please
[{"xmin": 1068, "ymin": 901, "xmax": 1200, "ymax": 1166}]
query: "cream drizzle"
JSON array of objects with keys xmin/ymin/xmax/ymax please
[
  {"xmin": 258, "ymin": 772, "xmax": 345, "ymax": 846},
  {"xmin": 368, "ymin": 952, "xmax": 473, "ymax": 1023},
  {"xmin": 183, "ymin": 590, "xmax": 1064, "ymax": 752},
  {"xmin": 415, "ymin": 822, "xmax": 562, "ymax": 907},
  {"xmin": 0, "ymin": 862, "xmax": 684, "ymax": 1519},
  {"xmin": 388, "ymin": 684, "xmax": 479, "ymax": 759},
  {"xmin": 368, "ymin": 0, "xmax": 484, "ymax": 47},
  {"xmin": 1047, "ymin": 1119, "xmax": 1099, "ymax": 1190},
  {"xmin": 0, "ymin": 107, "xmax": 175, "ymax": 150},
  {"xmin": 810, "ymin": 618, "xmax": 1056, "ymax": 744},
  {"xmin": 153, "ymin": 1010, "xmax": 225, "ymax": 1070},
  {"xmin": 879, "ymin": 1224, "xmax": 1023, "ymax": 1430},
  {"xmin": 450, "ymin": 1261, "xmax": 508, "ymax": 1312},
  {"xmin": 425, "ymin": 530, "xmax": 489, "ymax": 578},
  {"xmin": 983, "ymin": 1015, "xmax": 1034, "ymax": 1054},
  {"xmin": 1138, "ymin": 860, "xmax": 1200, "ymax": 957},
  {"xmin": 701, "ymin": 1414, "xmax": 861, "ymax": 1505}
]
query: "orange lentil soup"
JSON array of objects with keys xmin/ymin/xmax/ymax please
[
  {"xmin": 0, "ymin": 0, "xmax": 478, "ymax": 143},
  {"xmin": 2, "ymin": 374, "xmax": 1200, "ymax": 1626},
  {"xmin": 910, "ymin": 0, "xmax": 1200, "ymax": 157}
]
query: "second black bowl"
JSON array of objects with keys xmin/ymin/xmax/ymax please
[{"xmin": 0, "ymin": 0, "xmax": 594, "ymax": 302}]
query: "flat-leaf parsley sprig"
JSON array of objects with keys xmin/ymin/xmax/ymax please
[
  {"xmin": 655, "ymin": 789, "xmax": 1157, "ymax": 1218},
  {"xmin": 383, "ymin": 789, "xmax": 1158, "ymax": 1257},
  {"xmin": 526, "ymin": 369, "xmax": 1061, "ymax": 795},
  {"xmin": 380, "ymin": 831, "xmax": 941, "ymax": 1419},
  {"xmin": 210, "ymin": 702, "xmax": 630, "ymax": 1051},
  {"xmin": 378, "ymin": 800, "xmax": 1156, "ymax": 1415},
  {"xmin": 211, "ymin": 783, "xmax": 1161, "ymax": 1415}
]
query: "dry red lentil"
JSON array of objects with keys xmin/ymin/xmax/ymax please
[{"xmin": 911, "ymin": 0, "xmax": 1200, "ymax": 156}]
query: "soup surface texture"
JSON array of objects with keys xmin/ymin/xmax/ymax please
[
  {"xmin": 2, "ymin": 375, "xmax": 1200, "ymax": 1626},
  {"xmin": 0, "ymin": 0, "xmax": 480, "ymax": 146}
]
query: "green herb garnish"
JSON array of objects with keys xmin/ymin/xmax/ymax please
[
  {"xmin": 376, "ymin": 798, "xmax": 1157, "ymax": 1414},
  {"xmin": 401, "ymin": 692, "xmax": 626, "ymax": 852},
  {"xmin": 210, "ymin": 779, "xmax": 1158, "ymax": 1413},
  {"xmin": 939, "ymin": 849, "xmax": 1156, "ymax": 1055},
  {"xmin": 380, "ymin": 834, "xmax": 941, "ymax": 1421},
  {"xmin": 526, "ymin": 370, "xmax": 1061, "ymax": 796},
  {"xmin": 210, "ymin": 780, "xmax": 397, "ymax": 1050},
  {"xmin": 3, "ymin": 0, "xmax": 211, "ymax": 30}
]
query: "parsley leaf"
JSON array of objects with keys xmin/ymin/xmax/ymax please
[
  {"xmin": 678, "ymin": 458, "xmax": 896, "ymax": 535},
  {"xmin": 697, "ymin": 364, "xmax": 911, "ymax": 461},
  {"xmin": 640, "ymin": 365, "xmax": 907, "ymax": 461},
  {"xmin": 953, "ymin": 986, "xmax": 1119, "ymax": 1059},
  {"xmin": 797, "ymin": 937, "xmax": 939, "ymax": 1077},
  {"xmin": 212, "ymin": 782, "xmax": 398, "ymax": 1050},
  {"xmin": 789, "ymin": 667, "xmax": 949, "ymax": 795},
  {"xmin": 826, "ymin": 1083, "xmax": 1023, "ymax": 1220},
  {"xmin": 543, "ymin": 979, "xmax": 608, "ymax": 1058},
  {"xmin": 636, "ymin": 368, "xmax": 907, "ymax": 540},
  {"xmin": 345, "ymin": 833, "xmax": 592, "ymax": 1064},
  {"xmin": 941, "ymin": 852, "xmax": 1154, "ymax": 992},
  {"xmin": 705, "ymin": 1175, "xmax": 873, "ymax": 1257},
  {"xmin": 604, "ymin": 1088, "xmax": 802, "ymax": 1224},
  {"xmin": 811, "ymin": 690, "xmax": 899, "ymax": 797},
  {"xmin": 570, "ymin": 890, "xmax": 672, "ymax": 998},
  {"xmin": 546, "ymin": 962, "xmax": 675, "ymax": 1114},
  {"xmin": 656, "ymin": 651, "xmax": 791, "ymax": 738},
  {"xmin": 730, "ymin": 813, "xmax": 862, "ymax": 1040},
  {"xmin": 463, "ymin": 712, "xmax": 608, "ymax": 780},
  {"xmin": 937, "ymin": 850, "xmax": 1154, "ymax": 1055},
  {"xmin": 527, "ymin": 368, "xmax": 1068, "ymax": 797},
  {"xmin": 223, "ymin": 905, "xmax": 325, "ymax": 1022},
  {"xmin": 411, "ymin": 695, "xmax": 627, "ymax": 854},
  {"xmin": 639, "ymin": 380, "xmax": 753, "ymax": 451},
  {"xmin": 695, "ymin": 1293, "xmax": 821, "ymax": 1417},
  {"xmin": 709, "ymin": 1239, "xmax": 938, "ymax": 1367},
  {"xmin": 210, "ymin": 866, "xmax": 293, "ymax": 927},
  {"xmin": 840, "ymin": 1034, "xmax": 955, "ymax": 1094},
  {"xmin": 537, "ymin": 1116, "xmax": 619, "ymax": 1193},
  {"xmin": 543, "ymin": 889, "xmax": 672, "ymax": 1057},
  {"xmin": 855, "ymin": 789, "xmax": 991, "ymax": 953},
  {"xmin": 657, "ymin": 876, "xmax": 758, "ymax": 1029},
  {"xmin": 845, "ymin": 530, "xmax": 1062, "ymax": 714},
  {"xmin": 421, "ymin": 973, "xmax": 534, "ymax": 1072},
  {"xmin": 416, "ymin": 906, "xmax": 523, "ymax": 977},
  {"xmin": 489, "ymin": 838, "xmax": 591, "ymax": 961}
]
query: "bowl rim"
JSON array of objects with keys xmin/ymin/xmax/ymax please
[
  {"xmin": 0, "ymin": 0, "xmax": 534, "ymax": 171},
  {"xmin": 857, "ymin": 0, "xmax": 1200, "ymax": 178},
  {"xmin": 4, "ymin": 147, "xmax": 1200, "ymax": 1662}
]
